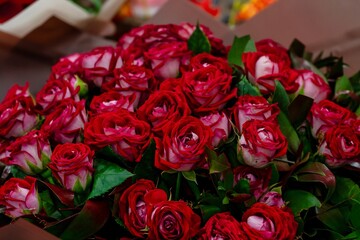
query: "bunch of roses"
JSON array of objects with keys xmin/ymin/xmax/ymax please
[{"xmin": 0, "ymin": 22, "xmax": 358, "ymax": 239}]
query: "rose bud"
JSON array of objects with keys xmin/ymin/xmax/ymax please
[
  {"xmin": 119, "ymin": 179, "xmax": 167, "ymax": 238},
  {"xmin": 41, "ymin": 99, "xmax": 87, "ymax": 144},
  {"xmin": 240, "ymin": 203, "xmax": 298, "ymax": 240},
  {"xmin": 48, "ymin": 143, "xmax": 94, "ymax": 192},
  {"xmin": 5, "ymin": 130, "xmax": 51, "ymax": 175},
  {"xmin": 233, "ymin": 165, "xmax": 272, "ymax": 199},
  {"xmin": 154, "ymin": 116, "xmax": 212, "ymax": 171},
  {"xmin": 50, "ymin": 53, "xmax": 81, "ymax": 82},
  {"xmin": 294, "ymin": 70, "xmax": 331, "ymax": 103},
  {"xmin": 78, "ymin": 46, "xmax": 123, "ymax": 87},
  {"xmin": 239, "ymin": 120, "xmax": 288, "ymax": 168},
  {"xmin": 0, "ymin": 176, "xmax": 41, "ymax": 218},
  {"xmin": 147, "ymin": 200, "xmax": 201, "ymax": 240},
  {"xmin": 144, "ymin": 41, "xmax": 192, "ymax": 80},
  {"xmin": 255, "ymin": 39, "xmax": 290, "ymax": 64},
  {"xmin": 84, "ymin": 110, "xmax": 151, "ymax": 162},
  {"xmin": 188, "ymin": 52, "xmax": 232, "ymax": 74},
  {"xmin": 137, "ymin": 90, "xmax": 191, "ymax": 137},
  {"xmin": 182, "ymin": 65, "xmax": 237, "ymax": 113},
  {"xmin": 309, "ymin": 99, "xmax": 356, "ymax": 138},
  {"xmin": 319, "ymin": 124, "xmax": 360, "ymax": 168},
  {"xmin": 259, "ymin": 191, "xmax": 285, "ymax": 208},
  {"xmin": 199, "ymin": 111, "xmax": 231, "ymax": 147},
  {"xmin": 198, "ymin": 212, "xmax": 246, "ymax": 240},
  {"xmin": 233, "ymin": 95, "xmax": 280, "ymax": 133},
  {"xmin": 102, "ymin": 65, "xmax": 157, "ymax": 109},
  {"xmin": 35, "ymin": 79, "xmax": 80, "ymax": 115},
  {"xmin": 0, "ymin": 95, "xmax": 38, "ymax": 139},
  {"xmin": 1, "ymin": 82, "xmax": 31, "ymax": 104},
  {"xmin": 89, "ymin": 91, "xmax": 136, "ymax": 117}
]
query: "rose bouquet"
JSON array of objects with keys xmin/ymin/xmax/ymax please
[{"xmin": 0, "ymin": 22, "xmax": 359, "ymax": 240}]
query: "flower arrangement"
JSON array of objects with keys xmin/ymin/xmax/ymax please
[{"xmin": 0, "ymin": 22, "xmax": 359, "ymax": 240}]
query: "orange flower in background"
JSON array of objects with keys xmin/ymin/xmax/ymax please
[
  {"xmin": 236, "ymin": 0, "xmax": 276, "ymax": 21},
  {"xmin": 190, "ymin": 0, "xmax": 221, "ymax": 17},
  {"xmin": 0, "ymin": 0, "xmax": 35, "ymax": 23}
]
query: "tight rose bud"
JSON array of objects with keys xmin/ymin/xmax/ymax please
[
  {"xmin": 0, "ymin": 176, "xmax": 41, "ymax": 218},
  {"xmin": 155, "ymin": 116, "xmax": 212, "ymax": 171},
  {"xmin": 41, "ymin": 99, "xmax": 87, "ymax": 144},
  {"xmin": 199, "ymin": 112, "xmax": 231, "ymax": 147},
  {"xmin": 147, "ymin": 200, "xmax": 201, "ymax": 240},
  {"xmin": 0, "ymin": 96, "xmax": 38, "ymax": 139},
  {"xmin": 240, "ymin": 203, "xmax": 298, "ymax": 240},
  {"xmin": 48, "ymin": 143, "xmax": 94, "ymax": 192},
  {"xmin": 294, "ymin": 70, "xmax": 331, "ymax": 103},
  {"xmin": 5, "ymin": 130, "xmax": 51, "ymax": 175},
  {"xmin": 198, "ymin": 212, "xmax": 246, "ymax": 240},
  {"xmin": 119, "ymin": 179, "xmax": 167, "ymax": 238},
  {"xmin": 309, "ymin": 100, "xmax": 356, "ymax": 138},
  {"xmin": 1, "ymin": 82, "xmax": 31, "ymax": 104},
  {"xmin": 233, "ymin": 95, "xmax": 280, "ymax": 133},
  {"xmin": 319, "ymin": 124, "xmax": 360, "ymax": 168},
  {"xmin": 239, "ymin": 120, "xmax": 288, "ymax": 168}
]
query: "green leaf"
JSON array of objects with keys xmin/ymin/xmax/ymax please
[
  {"xmin": 233, "ymin": 179, "xmax": 250, "ymax": 194},
  {"xmin": 277, "ymin": 111, "xmax": 300, "ymax": 154},
  {"xmin": 182, "ymin": 171, "xmax": 197, "ymax": 184},
  {"xmin": 317, "ymin": 203, "xmax": 349, "ymax": 234},
  {"xmin": 134, "ymin": 140, "xmax": 160, "ymax": 182},
  {"xmin": 283, "ymin": 190, "xmax": 321, "ymax": 216},
  {"xmin": 39, "ymin": 190, "xmax": 63, "ymax": 220},
  {"xmin": 87, "ymin": 158, "xmax": 133, "ymax": 199},
  {"xmin": 228, "ymin": 35, "xmax": 256, "ymax": 66},
  {"xmin": 294, "ymin": 162, "xmax": 336, "ymax": 202},
  {"xmin": 350, "ymin": 203, "xmax": 360, "ymax": 230},
  {"xmin": 288, "ymin": 95, "xmax": 314, "ymax": 128},
  {"xmin": 272, "ymin": 80, "xmax": 290, "ymax": 115},
  {"xmin": 187, "ymin": 23, "xmax": 211, "ymax": 55},
  {"xmin": 341, "ymin": 231, "xmax": 360, "ymax": 240},
  {"xmin": 199, "ymin": 204, "xmax": 223, "ymax": 222},
  {"xmin": 206, "ymin": 148, "xmax": 231, "ymax": 174},
  {"xmin": 60, "ymin": 200, "xmax": 110, "ymax": 240},
  {"xmin": 289, "ymin": 39, "xmax": 305, "ymax": 58},
  {"xmin": 10, "ymin": 166, "xmax": 26, "ymax": 179},
  {"xmin": 331, "ymin": 177, "xmax": 360, "ymax": 205},
  {"xmin": 237, "ymin": 77, "xmax": 261, "ymax": 96},
  {"xmin": 328, "ymin": 57, "xmax": 344, "ymax": 80},
  {"xmin": 269, "ymin": 163, "xmax": 279, "ymax": 186}
]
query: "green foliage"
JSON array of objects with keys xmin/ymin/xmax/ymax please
[
  {"xmin": 187, "ymin": 23, "xmax": 211, "ymax": 55},
  {"xmin": 228, "ymin": 35, "xmax": 256, "ymax": 67}
]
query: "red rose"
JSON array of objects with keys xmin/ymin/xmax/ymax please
[
  {"xmin": 233, "ymin": 165, "xmax": 272, "ymax": 199},
  {"xmin": 182, "ymin": 66, "xmax": 237, "ymax": 113},
  {"xmin": 0, "ymin": 139, "xmax": 11, "ymax": 163},
  {"xmin": 50, "ymin": 53, "xmax": 81, "ymax": 82},
  {"xmin": 309, "ymin": 99, "xmax": 356, "ymax": 138},
  {"xmin": 0, "ymin": 176, "xmax": 40, "ymax": 218},
  {"xmin": 159, "ymin": 78, "xmax": 182, "ymax": 92},
  {"xmin": 239, "ymin": 120, "xmax": 288, "ymax": 168},
  {"xmin": 89, "ymin": 91, "xmax": 136, "ymax": 117},
  {"xmin": 102, "ymin": 65, "xmax": 157, "ymax": 109},
  {"xmin": 240, "ymin": 203, "xmax": 298, "ymax": 240},
  {"xmin": 84, "ymin": 110, "xmax": 151, "ymax": 162},
  {"xmin": 154, "ymin": 116, "xmax": 212, "ymax": 171},
  {"xmin": 294, "ymin": 70, "xmax": 331, "ymax": 103},
  {"xmin": 255, "ymin": 39, "xmax": 290, "ymax": 64},
  {"xmin": 147, "ymin": 200, "xmax": 201, "ymax": 240},
  {"xmin": 188, "ymin": 52, "xmax": 232, "ymax": 73},
  {"xmin": 0, "ymin": 0, "xmax": 35, "ymax": 23},
  {"xmin": 35, "ymin": 79, "xmax": 80, "ymax": 115},
  {"xmin": 119, "ymin": 179, "xmax": 167, "ymax": 238},
  {"xmin": 48, "ymin": 143, "xmax": 94, "ymax": 192},
  {"xmin": 199, "ymin": 111, "xmax": 231, "ymax": 147},
  {"xmin": 1, "ymin": 82, "xmax": 31, "ymax": 104},
  {"xmin": 137, "ymin": 90, "xmax": 191, "ymax": 137},
  {"xmin": 5, "ymin": 130, "xmax": 51, "ymax": 175},
  {"xmin": 319, "ymin": 123, "xmax": 360, "ymax": 168},
  {"xmin": 233, "ymin": 95, "xmax": 280, "ymax": 133},
  {"xmin": 0, "ymin": 95, "xmax": 38, "ymax": 138},
  {"xmin": 144, "ymin": 41, "xmax": 192, "ymax": 80},
  {"xmin": 77, "ymin": 46, "xmax": 123, "ymax": 87},
  {"xmin": 198, "ymin": 212, "xmax": 246, "ymax": 240},
  {"xmin": 41, "ymin": 99, "xmax": 87, "ymax": 144},
  {"xmin": 242, "ymin": 51, "xmax": 297, "ymax": 94}
]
